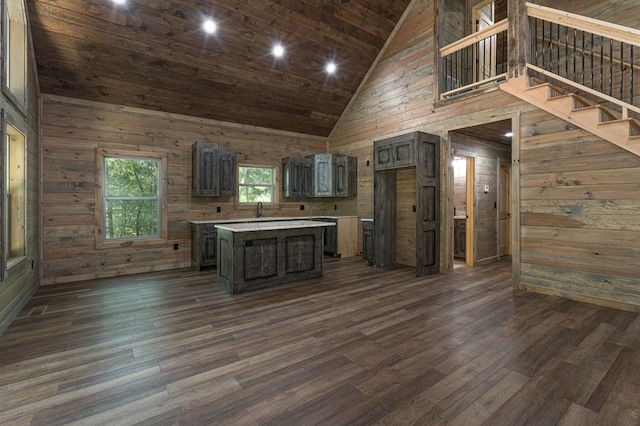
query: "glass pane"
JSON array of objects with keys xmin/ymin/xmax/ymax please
[
  {"xmin": 105, "ymin": 199, "xmax": 159, "ymax": 239},
  {"xmin": 239, "ymin": 186, "xmax": 273, "ymax": 203},
  {"xmin": 105, "ymin": 158, "xmax": 159, "ymax": 197},
  {"xmin": 239, "ymin": 166, "xmax": 272, "ymax": 185}
]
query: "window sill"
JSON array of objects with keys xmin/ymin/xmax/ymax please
[{"xmin": 95, "ymin": 237, "xmax": 168, "ymax": 250}]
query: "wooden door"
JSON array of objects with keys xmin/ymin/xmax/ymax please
[
  {"xmin": 416, "ymin": 133, "xmax": 440, "ymax": 276},
  {"xmin": 499, "ymin": 162, "xmax": 511, "ymax": 256}
]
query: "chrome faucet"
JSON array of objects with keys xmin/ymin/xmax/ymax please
[{"xmin": 257, "ymin": 201, "xmax": 263, "ymax": 218}]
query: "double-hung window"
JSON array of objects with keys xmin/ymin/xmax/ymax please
[
  {"xmin": 2, "ymin": 114, "xmax": 26, "ymax": 274},
  {"xmin": 96, "ymin": 148, "xmax": 167, "ymax": 247},
  {"xmin": 2, "ymin": 0, "xmax": 27, "ymax": 110},
  {"xmin": 238, "ymin": 165, "xmax": 276, "ymax": 204}
]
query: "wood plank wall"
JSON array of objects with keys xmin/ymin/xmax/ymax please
[
  {"xmin": 519, "ymin": 109, "xmax": 640, "ymax": 311},
  {"xmin": 0, "ymin": 40, "xmax": 40, "ymax": 334},
  {"xmin": 41, "ymin": 95, "xmax": 327, "ymax": 285},
  {"xmin": 329, "ymin": 0, "xmax": 524, "ymax": 270},
  {"xmin": 327, "ymin": 0, "xmax": 640, "ymax": 310}
]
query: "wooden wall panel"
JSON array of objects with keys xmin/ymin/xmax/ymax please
[
  {"xmin": 41, "ymin": 95, "xmax": 327, "ymax": 285},
  {"xmin": 0, "ymin": 34, "xmax": 40, "ymax": 334},
  {"xmin": 329, "ymin": 0, "xmax": 522, "ymax": 272},
  {"xmin": 519, "ymin": 109, "xmax": 640, "ymax": 311}
]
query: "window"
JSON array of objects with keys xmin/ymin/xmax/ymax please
[
  {"xmin": 3, "ymin": 115, "xmax": 26, "ymax": 272},
  {"xmin": 238, "ymin": 165, "xmax": 275, "ymax": 203},
  {"xmin": 95, "ymin": 149, "xmax": 167, "ymax": 247},
  {"xmin": 2, "ymin": 0, "xmax": 27, "ymax": 110}
]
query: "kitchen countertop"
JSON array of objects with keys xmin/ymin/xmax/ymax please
[
  {"xmin": 190, "ymin": 215, "xmax": 357, "ymax": 224},
  {"xmin": 215, "ymin": 220, "xmax": 336, "ymax": 232}
]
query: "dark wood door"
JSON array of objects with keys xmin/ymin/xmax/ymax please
[{"xmin": 416, "ymin": 133, "xmax": 440, "ymax": 276}]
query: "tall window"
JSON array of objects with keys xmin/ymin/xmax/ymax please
[
  {"xmin": 238, "ymin": 165, "xmax": 275, "ymax": 203},
  {"xmin": 95, "ymin": 149, "xmax": 167, "ymax": 247},
  {"xmin": 4, "ymin": 118, "xmax": 26, "ymax": 270},
  {"xmin": 2, "ymin": 0, "xmax": 27, "ymax": 109}
]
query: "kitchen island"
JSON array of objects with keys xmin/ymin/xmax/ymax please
[{"xmin": 215, "ymin": 220, "xmax": 335, "ymax": 294}]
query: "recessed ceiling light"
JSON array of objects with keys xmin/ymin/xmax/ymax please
[
  {"xmin": 112, "ymin": 0, "xmax": 126, "ymax": 4},
  {"xmin": 326, "ymin": 62, "xmax": 337, "ymax": 74},
  {"xmin": 203, "ymin": 18, "xmax": 217, "ymax": 34},
  {"xmin": 272, "ymin": 44, "xmax": 285, "ymax": 58},
  {"xmin": 505, "ymin": 132, "xmax": 513, "ymax": 137}
]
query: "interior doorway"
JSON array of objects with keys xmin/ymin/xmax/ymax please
[
  {"xmin": 452, "ymin": 155, "xmax": 475, "ymax": 266},
  {"xmin": 449, "ymin": 118, "xmax": 512, "ymax": 271}
]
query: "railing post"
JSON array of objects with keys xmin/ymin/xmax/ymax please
[{"xmin": 508, "ymin": 0, "xmax": 528, "ymax": 79}]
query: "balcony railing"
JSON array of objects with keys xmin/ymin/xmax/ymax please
[
  {"xmin": 439, "ymin": 3, "xmax": 640, "ymax": 115},
  {"xmin": 440, "ymin": 19, "xmax": 508, "ymax": 99}
]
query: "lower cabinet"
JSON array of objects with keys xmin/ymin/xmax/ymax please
[
  {"xmin": 307, "ymin": 217, "xmax": 358, "ymax": 257},
  {"xmin": 191, "ymin": 223, "xmax": 217, "ymax": 270},
  {"xmin": 362, "ymin": 220, "xmax": 374, "ymax": 261}
]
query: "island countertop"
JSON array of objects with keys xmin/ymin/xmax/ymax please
[
  {"xmin": 214, "ymin": 220, "xmax": 335, "ymax": 232},
  {"xmin": 190, "ymin": 215, "xmax": 357, "ymax": 225}
]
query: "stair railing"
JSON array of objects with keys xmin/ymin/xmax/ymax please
[{"xmin": 527, "ymin": 2, "xmax": 640, "ymax": 118}]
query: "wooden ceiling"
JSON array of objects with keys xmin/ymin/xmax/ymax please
[{"xmin": 27, "ymin": 0, "xmax": 412, "ymax": 137}]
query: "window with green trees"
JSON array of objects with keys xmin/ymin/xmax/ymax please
[
  {"xmin": 96, "ymin": 148, "xmax": 167, "ymax": 246},
  {"xmin": 238, "ymin": 166, "xmax": 274, "ymax": 203}
]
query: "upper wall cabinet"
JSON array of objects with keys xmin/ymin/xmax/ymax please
[
  {"xmin": 282, "ymin": 156, "xmax": 314, "ymax": 197},
  {"xmin": 374, "ymin": 133, "xmax": 416, "ymax": 170},
  {"xmin": 192, "ymin": 140, "xmax": 236, "ymax": 197},
  {"xmin": 310, "ymin": 154, "xmax": 357, "ymax": 198}
]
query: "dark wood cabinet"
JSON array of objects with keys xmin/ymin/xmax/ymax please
[
  {"xmin": 218, "ymin": 150, "xmax": 236, "ymax": 196},
  {"xmin": 192, "ymin": 140, "xmax": 236, "ymax": 197},
  {"xmin": 283, "ymin": 154, "xmax": 356, "ymax": 198},
  {"xmin": 317, "ymin": 218, "xmax": 338, "ymax": 254},
  {"xmin": 309, "ymin": 154, "xmax": 358, "ymax": 198},
  {"xmin": 283, "ymin": 156, "xmax": 313, "ymax": 197},
  {"xmin": 191, "ymin": 223, "xmax": 217, "ymax": 269},
  {"xmin": 374, "ymin": 134, "xmax": 416, "ymax": 170},
  {"xmin": 362, "ymin": 220, "xmax": 374, "ymax": 261}
]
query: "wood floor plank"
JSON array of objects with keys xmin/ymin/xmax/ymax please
[{"xmin": 1, "ymin": 256, "xmax": 639, "ymax": 424}]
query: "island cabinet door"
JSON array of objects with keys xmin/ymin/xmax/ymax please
[{"xmin": 218, "ymin": 151, "xmax": 236, "ymax": 196}]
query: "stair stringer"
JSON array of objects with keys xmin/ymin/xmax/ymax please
[{"xmin": 500, "ymin": 76, "xmax": 640, "ymax": 157}]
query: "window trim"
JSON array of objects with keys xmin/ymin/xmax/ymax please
[
  {"xmin": 95, "ymin": 148, "xmax": 168, "ymax": 249},
  {"xmin": 1, "ymin": 0, "xmax": 28, "ymax": 115},
  {"xmin": 236, "ymin": 162, "xmax": 279, "ymax": 208},
  {"xmin": 1, "ymin": 109, "xmax": 28, "ymax": 279}
]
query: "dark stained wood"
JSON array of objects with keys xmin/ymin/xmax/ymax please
[
  {"xmin": 1, "ymin": 257, "xmax": 640, "ymax": 424},
  {"xmin": 416, "ymin": 132, "xmax": 440, "ymax": 276},
  {"xmin": 27, "ymin": 0, "xmax": 413, "ymax": 136}
]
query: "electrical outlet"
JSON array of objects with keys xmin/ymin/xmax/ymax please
[
  {"xmin": 173, "ymin": 243, "xmax": 179, "ymax": 250},
  {"xmin": 300, "ymin": 205, "xmax": 305, "ymax": 210},
  {"xmin": 216, "ymin": 206, "xmax": 221, "ymax": 213}
]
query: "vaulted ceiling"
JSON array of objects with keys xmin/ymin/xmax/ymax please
[{"xmin": 27, "ymin": 0, "xmax": 413, "ymax": 136}]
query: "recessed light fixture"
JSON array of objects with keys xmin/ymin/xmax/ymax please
[
  {"xmin": 272, "ymin": 44, "xmax": 285, "ymax": 58},
  {"xmin": 203, "ymin": 18, "xmax": 217, "ymax": 34},
  {"xmin": 112, "ymin": 0, "xmax": 126, "ymax": 4},
  {"xmin": 326, "ymin": 61, "xmax": 337, "ymax": 74},
  {"xmin": 505, "ymin": 132, "xmax": 513, "ymax": 137}
]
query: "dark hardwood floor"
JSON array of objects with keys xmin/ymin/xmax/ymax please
[{"xmin": 1, "ymin": 256, "xmax": 639, "ymax": 425}]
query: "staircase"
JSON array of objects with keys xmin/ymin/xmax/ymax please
[{"xmin": 501, "ymin": 75, "xmax": 640, "ymax": 156}]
